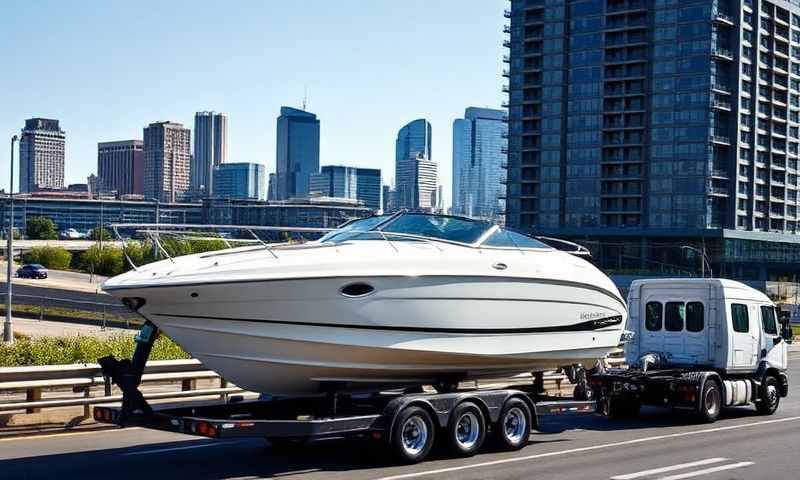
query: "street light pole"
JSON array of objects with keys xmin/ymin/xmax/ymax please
[
  {"xmin": 682, "ymin": 245, "xmax": 713, "ymax": 279},
  {"xmin": 5, "ymin": 135, "xmax": 19, "ymax": 344}
]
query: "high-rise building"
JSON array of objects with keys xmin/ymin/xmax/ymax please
[
  {"xmin": 504, "ymin": 0, "xmax": 800, "ymax": 280},
  {"xmin": 143, "ymin": 121, "xmax": 191, "ymax": 203},
  {"xmin": 19, "ymin": 118, "xmax": 65, "ymax": 192},
  {"xmin": 212, "ymin": 162, "xmax": 266, "ymax": 200},
  {"xmin": 267, "ymin": 173, "xmax": 277, "ymax": 201},
  {"xmin": 192, "ymin": 111, "xmax": 228, "ymax": 196},
  {"xmin": 310, "ymin": 166, "xmax": 382, "ymax": 210},
  {"xmin": 97, "ymin": 140, "xmax": 144, "ymax": 196},
  {"xmin": 275, "ymin": 107, "xmax": 320, "ymax": 200},
  {"xmin": 452, "ymin": 107, "xmax": 508, "ymax": 219},
  {"xmin": 395, "ymin": 119, "xmax": 437, "ymax": 211},
  {"xmin": 382, "ymin": 185, "xmax": 396, "ymax": 213}
]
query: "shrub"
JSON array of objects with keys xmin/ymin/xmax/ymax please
[
  {"xmin": 80, "ymin": 245, "xmax": 125, "ymax": 276},
  {"xmin": 0, "ymin": 334, "xmax": 188, "ymax": 367},
  {"xmin": 88, "ymin": 227, "xmax": 112, "ymax": 241},
  {"xmin": 21, "ymin": 246, "xmax": 72, "ymax": 270},
  {"xmin": 26, "ymin": 216, "xmax": 58, "ymax": 240}
]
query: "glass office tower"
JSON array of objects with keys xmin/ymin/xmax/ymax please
[
  {"xmin": 505, "ymin": 0, "xmax": 800, "ymax": 280},
  {"xmin": 395, "ymin": 119, "xmax": 437, "ymax": 211},
  {"xmin": 452, "ymin": 107, "xmax": 508, "ymax": 219},
  {"xmin": 275, "ymin": 107, "xmax": 320, "ymax": 200}
]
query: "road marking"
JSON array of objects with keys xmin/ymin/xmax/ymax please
[
  {"xmin": 121, "ymin": 441, "xmax": 241, "ymax": 456},
  {"xmin": 374, "ymin": 416, "xmax": 800, "ymax": 480},
  {"xmin": 655, "ymin": 462, "xmax": 754, "ymax": 480},
  {"xmin": 0, "ymin": 427, "xmax": 140, "ymax": 443},
  {"xmin": 610, "ymin": 458, "xmax": 729, "ymax": 480}
]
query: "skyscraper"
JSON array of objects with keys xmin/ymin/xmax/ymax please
[
  {"xmin": 395, "ymin": 119, "xmax": 437, "ymax": 211},
  {"xmin": 143, "ymin": 121, "xmax": 191, "ymax": 203},
  {"xmin": 310, "ymin": 166, "xmax": 382, "ymax": 210},
  {"xmin": 192, "ymin": 111, "xmax": 228, "ymax": 196},
  {"xmin": 213, "ymin": 162, "xmax": 265, "ymax": 200},
  {"xmin": 504, "ymin": 0, "xmax": 800, "ymax": 280},
  {"xmin": 97, "ymin": 140, "xmax": 144, "ymax": 196},
  {"xmin": 275, "ymin": 107, "xmax": 320, "ymax": 200},
  {"xmin": 452, "ymin": 107, "xmax": 508, "ymax": 219},
  {"xmin": 19, "ymin": 118, "xmax": 65, "ymax": 192},
  {"xmin": 383, "ymin": 185, "xmax": 396, "ymax": 213}
]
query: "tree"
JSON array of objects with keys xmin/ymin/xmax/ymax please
[
  {"xmin": 88, "ymin": 227, "xmax": 112, "ymax": 241},
  {"xmin": 26, "ymin": 216, "xmax": 58, "ymax": 240},
  {"xmin": 80, "ymin": 245, "xmax": 124, "ymax": 276},
  {"xmin": 22, "ymin": 246, "xmax": 72, "ymax": 270}
]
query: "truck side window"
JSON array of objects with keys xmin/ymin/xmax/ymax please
[
  {"xmin": 645, "ymin": 302, "xmax": 662, "ymax": 331},
  {"xmin": 731, "ymin": 304, "xmax": 749, "ymax": 333},
  {"xmin": 686, "ymin": 302, "xmax": 704, "ymax": 332},
  {"xmin": 665, "ymin": 302, "xmax": 685, "ymax": 332},
  {"xmin": 760, "ymin": 306, "xmax": 778, "ymax": 335}
]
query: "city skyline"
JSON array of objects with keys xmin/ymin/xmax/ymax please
[{"xmin": 0, "ymin": 1, "xmax": 507, "ymax": 209}]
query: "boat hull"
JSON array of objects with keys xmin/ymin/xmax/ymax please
[{"xmin": 120, "ymin": 275, "xmax": 626, "ymax": 394}]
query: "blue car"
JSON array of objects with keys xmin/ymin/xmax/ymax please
[{"xmin": 16, "ymin": 264, "xmax": 48, "ymax": 279}]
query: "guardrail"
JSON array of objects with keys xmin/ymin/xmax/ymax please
[
  {"xmin": 0, "ymin": 359, "xmax": 244, "ymax": 416},
  {"xmin": 0, "ymin": 350, "xmax": 628, "ymax": 418}
]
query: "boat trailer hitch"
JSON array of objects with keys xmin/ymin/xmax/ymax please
[{"xmin": 98, "ymin": 321, "xmax": 160, "ymax": 423}]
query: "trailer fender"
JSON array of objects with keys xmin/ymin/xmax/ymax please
[{"xmin": 679, "ymin": 371, "xmax": 721, "ymax": 410}]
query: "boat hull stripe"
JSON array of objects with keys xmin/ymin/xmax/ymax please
[{"xmin": 150, "ymin": 313, "xmax": 623, "ymax": 334}]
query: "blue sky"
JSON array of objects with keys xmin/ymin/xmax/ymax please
[{"xmin": 0, "ymin": 0, "xmax": 506, "ymax": 207}]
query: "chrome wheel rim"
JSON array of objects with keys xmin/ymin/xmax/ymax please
[
  {"xmin": 705, "ymin": 386, "xmax": 719, "ymax": 416},
  {"xmin": 503, "ymin": 407, "xmax": 527, "ymax": 444},
  {"xmin": 401, "ymin": 416, "xmax": 428, "ymax": 456},
  {"xmin": 455, "ymin": 412, "xmax": 481, "ymax": 449},
  {"xmin": 767, "ymin": 384, "xmax": 778, "ymax": 408}
]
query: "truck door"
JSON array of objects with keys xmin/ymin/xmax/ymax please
[
  {"xmin": 759, "ymin": 305, "xmax": 788, "ymax": 369},
  {"xmin": 730, "ymin": 303, "xmax": 757, "ymax": 369}
]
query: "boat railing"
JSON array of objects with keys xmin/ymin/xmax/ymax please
[{"xmin": 110, "ymin": 223, "xmax": 335, "ymax": 270}]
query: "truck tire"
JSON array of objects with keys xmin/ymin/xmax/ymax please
[
  {"xmin": 494, "ymin": 398, "xmax": 532, "ymax": 451},
  {"xmin": 698, "ymin": 379, "xmax": 721, "ymax": 423},
  {"xmin": 756, "ymin": 376, "xmax": 780, "ymax": 415},
  {"xmin": 391, "ymin": 406, "xmax": 435, "ymax": 464},
  {"xmin": 446, "ymin": 402, "xmax": 486, "ymax": 457}
]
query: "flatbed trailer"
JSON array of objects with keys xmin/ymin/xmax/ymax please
[{"xmin": 94, "ymin": 321, "xmax": 598, "ymax": 463}]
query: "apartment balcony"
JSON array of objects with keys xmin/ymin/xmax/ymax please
[
  {"xmin": 711, "ymin": 83, "xmax": 732, "ymax": 94},
  {"xmin": 502, "ymin": 84, "xmax": 510, "ymax": 93},
  {"xmin": 710, "ymin": 169, "xmax": 729, "ymax": 179},
  {"xmin": 502, "ymin": 54, "xmax": 510, "ymax": 63},
  {"xmin": 711, "ymin": 99, "xmax": 732, "ymax": 111},
  {"xmin": 504, "ymin": 9, "xmax": 511, "ymax": 18},
  {"xmin": 713, "ymin": 11, "xmax": 735, "ymax": 26},
  {"xmin": 502, "ymin": 69, "xmax": 510, "ymax": 78},
  {"xmin": 503, "ymin": 25, "xmax": 512, "ymax": 34},
  {"xmin": 711, "ymin": 135, "xmax": 731, "ymax": 145},
  {"xmin": 503, "ymin": 39, "xmax": 512, "ymax": 48},
  {"xmin": 711, "ymin": 47, "xmax": 734, "ymax": 61},
  {"xmin": 708, "ymin": 186, "xmax": 730, "ymax": 196}
]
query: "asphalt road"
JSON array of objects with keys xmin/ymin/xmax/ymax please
[{"xmin": 3, "ymin": 354, "xmax": 800, "ymax": 480}]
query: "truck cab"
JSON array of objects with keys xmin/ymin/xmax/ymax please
[{"xmin": 625, "ymin": 278, "xmax": 788, "ymax": 374}]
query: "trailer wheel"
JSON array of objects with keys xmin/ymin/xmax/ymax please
[
  {"xmin": 391, "ymin": 406, "xmax": 435, "ymax": 464},
  {"xmin": 698, "ymin": 379, "xmax": 721, "ymax": 423},
  {"xmin": 756, "ymin": 375, "xmax": 780, "ymax": 415},
  {"xmin": 494, "ymin": 398, "xmax": 531, "ymax": 451},
  {"xmin": 446, "ymin": 402, "xmax": 486, "ymax": 457}
]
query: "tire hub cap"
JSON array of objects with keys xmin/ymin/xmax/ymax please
[
  {"xmin": 402, "ymin": 416, "xmax": 427, "ymax": 455},
  {"xmin": 504, "ymin": 407, "xmax": 527, "ymax": 444},
  {"xmin": 455, "ymin": 412, "xmax": 480, "ymax": 449}
]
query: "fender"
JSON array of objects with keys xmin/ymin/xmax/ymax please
[{"xmin": 679, "ymin": 371, "xmax": 722, "ymax": 410}]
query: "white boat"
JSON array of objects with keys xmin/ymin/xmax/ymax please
[{"xmin": 102, "ymin": 213, "xmax": 627, "ymax": 395}]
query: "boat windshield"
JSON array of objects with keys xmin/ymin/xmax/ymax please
[{"xmin": 320, "ymin": 212, "xmax": 554, "ymax": 248}]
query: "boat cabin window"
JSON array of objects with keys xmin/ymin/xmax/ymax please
[
  {"xmin": 761, "ymin": 306, "xmax": 778, "ymax": 335},
  {"xmin": 686, "ymin": 302, "xmax": 704, "ymax": 332},
  {"xmin": 482, "ymin": 229, "xmax": 551, "ymax": 249},
  {"xmin": 665, "ymin": 302, "xmax": 685, "ymax": 332},
  {"xmin": 731, "ymin": 304, "xmax": 750, "ymax": 333},
  {"xmin": 380, "ymin": 214, "xmax": 491, "ymax": 244},
  {"xmin": 645, "ymin": 301, "xmax": 663, "ymax": 331}
]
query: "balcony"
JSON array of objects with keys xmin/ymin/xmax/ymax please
[
  {"xmin": 504, "ymin": 9, "xmax": 511, "ymax": 18},
  {"xmin": 711, "ymin": 83, "xmax": 732, "ymax": 94},
  {"xmin": 710, "ymin": 169, "xmax": 729, "ymax": 178},
  {"xmin": 502, "ymin": 54, "xmax": 510, "ymax": 63},
  {"xmin": 713, "ymin": 11, "xmax": 734, "ymax": 26},
  {"xmin": 502, "ymin": 69, "xmax": 510, "ymax": 78},
  {"xmin": 711, "ymin": 135, "xmax": 731, "ymax": 145},
  {"xmin": 502, "ymin": 84, "xmax": 510, "ymax": 93},
  {"xmin": 503, "ymin": 25, "xmax": 512, "ymax": 34},
  {"xmin": 503, "ymin": 40, "xmax": 511, "ymax": 48},
  {"xmin": 711, "ymin": 99, "xmax": 732, "ymax": 111},
  {"xmin": 708, "ymin": 186, "xmax": 730, "ymax": 196},
  {"xmin": 711, "ymin": 47, "xmax": 734, "ymax": 61}
]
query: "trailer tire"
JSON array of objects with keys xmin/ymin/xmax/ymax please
[
  {"xmin": 698, "ymin": 379, "xmax": 721, "ymax": 423},
  {"xmin": 494, "ymin": 398, "xmax": 531, "ymax": 451},
  {"xmin": 446, "ymin": 402, "xmax": 486, "ymax": 457},
  {"xmin": 391, "ymin": 406, "xmax": 435, "ymax": 464},
  {"xmin": 756, "ymin": 375, "xmax": 780, "ymax": 415}
]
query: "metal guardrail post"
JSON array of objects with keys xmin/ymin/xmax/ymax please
[{"xmin": 26, "ymin": 388, "xmax": 41, "ymax": 414}]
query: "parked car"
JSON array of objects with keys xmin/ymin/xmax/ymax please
[
  {"xmin": 59, "ymin": 228, "xmax": 84, "ymax": 240},
  {"xmin": 16, "ymin": 264, "xmax": 49, "ymax": 279}
]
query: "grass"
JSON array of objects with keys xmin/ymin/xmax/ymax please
[
  {"xmin": 0, "ymin": 333, "xmax": 188, "ymax": 367},
  {"xmin": 3, "ymin": 304, "xmax": 136, "ymax": 325},
  {"xmin": 793, "ymin": 325, "xmax": 800, "ymax": 337}
]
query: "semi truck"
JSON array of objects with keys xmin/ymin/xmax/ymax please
[
  {"xmin": 590, "ymin": 278, "xmax": 790, "ymax": 421},
  {"xmin": 93, "ymin": 278, "xmax": 790, "ymax": 463}
]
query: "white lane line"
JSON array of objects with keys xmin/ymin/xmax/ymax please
[
  {"xmin": 121, "ymin": 441, "xmax": 241, "ymax": 456},
  {"xmin": 655, "ymin": 462, "xmax": 754, "ymax": 480},
  {"xmin": 610, "ymin": 458, "xmax": 729, "ymax": 480},
  {"xmin": 374, "ymin": 416, "xmax": 800, "ymax": 480}
]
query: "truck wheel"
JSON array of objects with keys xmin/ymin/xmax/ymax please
[
  {"xmin": 698, "ymin": 379, "xmax": 721, "ymax": 423},
  {"xmin": 756, "ymin": 376, "xmax": 780, "ymax": 415},
  {"xmin": 495, "ymin": 398, "xmax": 531, "ymax": 451},
  {"xmin": 391, "ymin": 406, "xmax": 435, "ymax": 464},
  {"xmin": 446, "ymin": 402, "xmax": 486, "ymax": 457}
]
